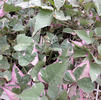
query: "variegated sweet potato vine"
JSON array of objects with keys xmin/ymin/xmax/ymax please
[{"xmin": 0, "ymin": 0, "xmax": 101, "ymax": 100}]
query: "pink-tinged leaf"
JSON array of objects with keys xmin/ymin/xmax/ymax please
[
  {"xmin": 68, "ymin": 70, "xmax": 76, "ymax": 81},
  {"xmin": 38, "ymin": 72, "xmax": 46, "ymax": 83},
  {"xmin": 11, "ymin": 64, "xmax": 18, "ymax": 83},
  {"xmin": 72, "ymin": 41, "xmax": 83, "ymax": 47},
  {"xmin": 96, "ymin": 15, "xmax": 100, "ymax": 21},
  {"xmin": 0, "ymin": 9, "xmax": 5, "ymax": 17},
  {"xmin": 2, "ymin": 87, "xmax": 19, "ymax": 100},
  {"xmin": 0, "ymin": 1, "xmax": 4, "ymax": 5},
  {"xmin": 51, "ymin": 23, "xmax": 62, "ymax": 28},
  {"xmin": 31, "ymin": 54, "xmax": 39, "ymax": 66},
  {"xmin": 89, "ymin": 11, "xmax": 93, "ymax": 17},
  {"xmin": 71, "ymin": 56, "xmax": 74, "ymax": 64},
  {"xmin": 68, "ymin": 85, "xmax": 77, "ymax": 98},
  {"xmin": 53, "ymin": 59, "xmax": 59, "ymax": 64},
  {"xmin": 77, "ymin": 89, "xmax": 87, "ymax": 100},
  {"xmin": 5, "ymin": 64, "xmax": 24, "ymax": 90},
  {"xmin": 31, "ymin": 43, "xmax": 39, "ymax": 65},
  {"xmin": 77, "ymin": 60, "xmax": 90, "ymax": 79},
  {"xmin": 77, "ymin": 22, "xmax": 80, "ymax": 25},
  {"xmin": 71, "ymin": 32, "xmax": 76, "ymax": 35},
  {"xmin": 11, "ymin": 64, "xmax": 24, "ymax": 82},
  {"xmin": 0, "ymin": 91, "xmax": 10, "ymax": 100},
  {"xmin": 58, "ymin": 50, "xmax": 62, "ymax": 55},
  {"xmin": 86, "ymin": 30, "xmax": 90, "ymax": 35},
  {"xmin": 32, "ymin": 43, "xmax": 38, "ymax": 54},
  {"xmin": 82, "ymin": 40, "xmax": 86, "ymax": 45},
  {"xmin": 62, "ymin": 84, "xmax": 67, "ymax": 90}
]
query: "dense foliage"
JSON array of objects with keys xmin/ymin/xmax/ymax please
[{"xmin": 0, "ymin": 0, "xmax": 101, "ymax": 100}]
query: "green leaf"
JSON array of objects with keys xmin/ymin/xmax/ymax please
[
  {"xmin": 0, "ymin": 57, "xmax": 10, "ymax": 70},
  {"xmin": 93, "ymin": 0, "xmax": 101, "ymax": 16},
  {"xmin": 41, "ymin": 5, "xmax": 54, "ymax": 11},
  {"xmin": 13, "ymin": 23, "xmax": 25, "ymax": 31},
  {"xmin": 59, "ymin": 49, "xmax": 69, "ymax": 61},
  {"xmin": 29, "ymin": 61, "xmax": 45, "ymax": 81},
  {"xmin": 98, "ymin": 44, "xmax": 101, "ymax": 55},
  {"xmin": 41, "ymin": 61, "xmax": 68, "ymax": 85},
  {"xmin": 80, "ymin": 18, "xmax": 89, "ymax": 26},
  {"xmin": 15, "ymin": 0, "xmax": 41, "ymax": 9},
  {"xmin": 63, "ymin": 28, "xmax": 74, "ymax": 34},
  {"xmin": 54, "ymin": 0, "xmax": 65, "ymax": 10},
  {"xmin": 21, "ymin": 75, "xmax": 31, "ymax": 85},
  {"xmin": 0, "ymin": 36, "xmax": 9, "ymax": 53},
  {"xmin": 48, "ymin": 85, "xmax": 59, "ymax": 99},
  {"xmin": 48, "ymin": 0, "xmax": 55, "ymax": 6},
  {"xmin": 64, "ymin": 71, "xmax": 75, "ymax": 84},
  {"xmin": 32, "ymin": 10, "xmax": 53, "ymax": 36},
  {"xmin": 18, "ymin": 83, "xmax": 44, "ymax": 100},
  {"xmin": 94, "ymin": 27, "xmax": 101, "ymax": 36},
  {"xmin": 73, "ymin": 46, "xmax": 87, "ymax": 58},
  {"xmin": 4, "ymin": 3, "xmax": 21, "ymax": 12},
  {"xmin": 0, "ymin": 88, "xmax": 3, "ymax": 96},
  {"xmin": 16, "ymin": 45, "xmax": 36, "ymax": 66},
  {"xmin": 75, "ymin": 30, "xmax": 92, "ymax": 44},
  {"xmin": 14, "ymin": 34, "xmax": 33, "ymax": 51},
  {"xmin": 54, "ymin": 10, "xmax": 71, "ymax": 21},
  {"xmin": 46, "ymin": 33, "xmax": 60, "ymax": 51},
  {"xmin": 57, "ymin": 90, "xmax": 68, "ymax": 100},
  {"xmin": 77, "ymin": 78, "xmax": 94, "ymax": 93},
  {"xmin": 96, "ymin": 76, "xmax": 101, "ymax": 85},
  {"xmin": 90, "ymin": 62, "xmax": 101, "ymax": 82},
  {"xmin": 12, "ymin": 88, "xmax": 22, "ymax": 95},
  {"xmin": 93, "ymin": 56, "xmax": 101, "ymax": 64},
  {"xmin": 73, "ymin": 65, "xmax": 85, "ymax": 81},
  {"xmin": 61, "ymin": 39, "xmax": 72, "ymax": 51},
  {"xmin": 0, "ymin": 70, "xmax": 11, "ymax": 81},
  {"xmin": 0, "ymin": 55, "xmax": 3, "ymax": 60},
  {"xmin": 68, "ymin": 0, "xmax": 79, "ymax": 7},
  {"xmin": 3, "ymin": 70, "xmax": 11, "ymax": 81},
  {"xmin": 40, "ymin": 96, "xmax": 48, "ymax": 100}
]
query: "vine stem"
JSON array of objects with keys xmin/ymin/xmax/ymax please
[{"xmin": 96, "ymin": 84, "xmax": 99, "ymax": 100}]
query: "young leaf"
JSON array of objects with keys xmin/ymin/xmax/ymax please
[{"xmin": 77, "ymin": 78, "xmax": 94, "ymax": 93}]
